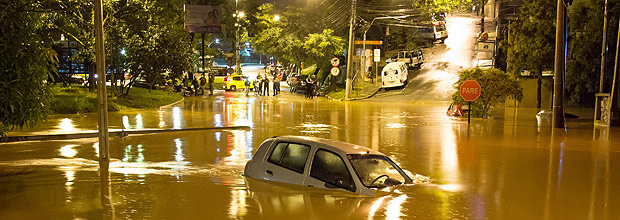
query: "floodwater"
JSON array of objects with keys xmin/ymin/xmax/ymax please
[{"xmin": 1, "ymin": 92, "xmax": 620, "ymax": 220}]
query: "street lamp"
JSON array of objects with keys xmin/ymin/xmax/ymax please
[
  {"xmin": 273, "ymin": 15, "xmax": 280, "ymax": 21},
  {"xmin": 208, "ymin": 38, "xmax": 219, "ymax": 47},
  {"xmin": 234, "ymin": 11, "xmax": 245, "ymax": 74},
  {"xmin": 362, "ymin": 15, "xmax": 409, "ymax": 85}
]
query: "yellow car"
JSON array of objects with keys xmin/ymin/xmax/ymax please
[{"xmin": 223, "ymin": 75, "xmax": 254, "ymax": 91}]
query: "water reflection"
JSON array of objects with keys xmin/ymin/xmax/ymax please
[
  {"xmin": 122, "ymin": 116, "xmax": 130, "ymax": 129},
  {"xmin": 57, "ymin": 118, "xmax": 77, "ymax": 132},
  {"xmin": 385, "ymin": 194, "xmax": 407, "ymax": 220},
  {"xmin": 3, "ymin": 93, "xmax": 620, "ymax": 219},
  {"xmin": 174, "ymin": 139, "xmax": 184, "ymax": 162},
  {"xmin": 172, "ymin": 107, "xmax": 182, "ymax": 129},
  {"xmin": 244, "ymin": 178, "xmax": 412, "ymax": 219},
  {"xmin": 60, "ymin": 144, "xmax": 78, "ymax": 158},
  {"xmin": 99, "ymin": 161, "xmax": 115, "ymax": 220}
]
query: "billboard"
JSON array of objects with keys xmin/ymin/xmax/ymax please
[{"xmin": 185, "ymin": 5, "xmax": 221, "ymax": 33}]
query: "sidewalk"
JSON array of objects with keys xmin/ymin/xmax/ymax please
[{"xmin": 474, "ymin": 16, "xmax": 497, "ymax": 68}]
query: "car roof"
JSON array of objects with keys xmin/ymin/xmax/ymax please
[
  {"xmin": 385, "ymin": 62, "xmax": 406, "ymax": 68},
  {"xmin": 273, "ymin": 136, "xmax": 385, "ymax": 156}
]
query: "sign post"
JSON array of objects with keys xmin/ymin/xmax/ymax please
[{"xmin": 459, "ymin": 80, "xmax": 482, "ymax": 124}]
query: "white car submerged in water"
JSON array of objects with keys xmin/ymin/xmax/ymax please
[{"xmin": 244, "ymin": 136, "xmax": 429, "ymax": 196}]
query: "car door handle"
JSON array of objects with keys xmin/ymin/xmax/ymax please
[{"xmin": 265, "ymin": 170, "xmax": 273, "ymax": 176}]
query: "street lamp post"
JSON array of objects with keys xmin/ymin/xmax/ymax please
[{"xmin": 234, "ymin": 11, "xmax": 244, "ymax": 74}]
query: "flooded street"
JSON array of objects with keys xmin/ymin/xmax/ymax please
[
  {"xmin": 2, "ymin": 14, "xmax": 620, "ymax": 220},
  {"xmin": 2, "ymin": 92, "xmax": 620, "ymax": 219}
]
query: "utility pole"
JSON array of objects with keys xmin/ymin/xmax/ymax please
[
  {"xmin": 345, "ymin": 0, "xmax": 356, "ymax": 100},
  {"xmin": 600, "ymin": 0, "xmax": 608, "ymax": 93},
  {"xmin": 480, "ymin": 0, "xmax": 485, "ymax": 33},
  {"xmin": 202, "ymin": 33, "xmax": 205, "ymax": 74},
  {"xmin": 552, "ymin": 0, "xmax": 566, "ymax": 129},
  {"xmin": 94, "ymin": 0, "xmax": 109, "ymax": 161},
  {"xmin": 234, "ymin": 0, "xmax": 242, "ymax": 74}
]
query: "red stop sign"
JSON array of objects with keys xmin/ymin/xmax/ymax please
[{"xmin": 459, "ymin": 80, "xmax": 481, "ymax": 101}]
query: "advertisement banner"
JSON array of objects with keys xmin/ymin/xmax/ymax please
[{"xmin": 185, "ymin": 5, "xmax": 221, "ymax": 33}]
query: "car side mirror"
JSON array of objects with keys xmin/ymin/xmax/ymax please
[{"xmin": 327, "ymin": 178, "xmax": 355, "ymax": 192}]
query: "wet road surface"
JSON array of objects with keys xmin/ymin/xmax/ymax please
[
  {"xmin": 372, "ymin": 15, "xmax": 477, "ymax": 102},
  {"xmin": 2, "ymin": 91, "xmax": 620, "ymax": 219}
]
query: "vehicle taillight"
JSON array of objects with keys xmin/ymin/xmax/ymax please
[{"xmin": 224, "ymin": 76, "xmax": 230, "ymax": 81}]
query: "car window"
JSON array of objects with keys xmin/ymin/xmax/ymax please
[
  {"xmin": 435, "ymin": 24, "xmax": 446, "ymax": 32},
  {"xmin": 310, "ymin": 149, "xmax": 355, "ymax": 191},
  {"xmin": 268, "ymin": 142, "xmax": 310, "ymax": 174},
  {"xmin": 405, "ymin": 52, "xmax": 412, "ymax": 58},
  {"xmin": 233, "ymin": 76, "xmax": 241, "ymax": 81},
  {"xmin": 268, "ymin": 143, "xmax": 287, "ymax": 164}
]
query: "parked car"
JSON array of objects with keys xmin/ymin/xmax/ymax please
[
  {"xmin": 446, "ymin": 103, "xmax": 469, "ymax": 117},
  {"xmin": 244, "ymin": 136, "xmax": 429, "ymax": 196},
  {"xmin": 67, "ymin": 75, "xmax": 85, "ymax": 85},
  {"xmin": 381, "ymin": 62, "xmax": 409, "ymax": 89},
  {"xmin": 290, "ymin": 74, "xmax": 308, "ymax": 93},
  {"xmin": 224, "ymin": 75, "xmax": 254, "ymax": 91},
  {"xmin": 385, "ymin": 49, "xmax": 424, "ymax": 68}
]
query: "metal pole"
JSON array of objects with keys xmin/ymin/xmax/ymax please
[
  {"xmin": 235, "ymin": 0, "xmax": 240, "ymax": 75},
  {"xmin": 363, "ymin": 30, "xmax": 367, "ymax": 94},
  {"xmin": 480, "ymin": 0, "xmax": 485, "ymax": 33},
  {"xmin": 468, "ymin": 101, "xmax": 471, "ymax": 124},
  {"xmin": 94, "ymin": 0, "xmax": 109, "ymax": 161},
  {"xmin": 345, "ymin": 0, "xmax": 356, "ymax": 100},
  {"xmin": 552, "ymin": 0, "xmax": 566, "ymax": 129},
  {"xmin": 600, "ymin": 0, "xmax": 608, "ymax": 93},
  {"xmin": 202, "ymin": 34, "xmax": 205, "ymax": 74},
  {"xmin": 609, "ymin": 19, "xmax": 620, "ymax": 125}
]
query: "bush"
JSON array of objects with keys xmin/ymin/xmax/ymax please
[
  {"xmin": 451, "ymin": 68, "xmax": 523, "ymax": 118},
  {"xmin": 49, "ymin": 86, "xmax": 181, "ymax": 114}
]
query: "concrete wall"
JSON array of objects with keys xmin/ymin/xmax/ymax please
[
  {"xmin": 485, "ymin": 0, "xmax": 497, "ymax": 19},
  {"xmin": 505, "ymin": 78, "xmax": 553, "ymax": 109}
]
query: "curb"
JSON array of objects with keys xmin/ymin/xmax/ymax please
[
  {"xmin": 159, "ymin": 97, "xmax": 184, "ymax": 109},
  {"xmin": 325, "ymin": 87, "xmax": 382, "ymax": 101}
]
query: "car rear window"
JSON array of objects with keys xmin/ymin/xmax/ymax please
[
  {"xmin": 435, "ymin": 24, "xmax": 446, "ymax": 32},
  {"xmin": 268, "ymin": 142, "xmax": 310, "ymax": 174}
]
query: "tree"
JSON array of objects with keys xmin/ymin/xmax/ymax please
[
  {"xmin": 304, "ymin": 29, "xmax": 345, "ymax": 67},
  {"xmin": 0, "ymin": 1, "xmax": 57, "ymax": 137},
  {"xmin": 566, "ymin": 0, "xmax": 620, "ymax": 107},
  {"xmin": 110, "ymin": 0, "xmax": 193, "ymax": 95},
  {"xmin": 506, "ymin": 0, "xmax": 556, "ymax": 109},
  {"xmin": 452, "ymin": 68, "xmax": 523, "ymax": 118},
  {"xmin": 252, "ymin": 3, "xmax": 325, "ymax": 69},
  {"xmin": 46, "ymin": 0, "xmax": 97, "ymax": 91}
]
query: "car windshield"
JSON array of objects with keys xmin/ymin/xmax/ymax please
[{"xmin": 347, "ymin": 154, "xmax": 408, "ymax": 188}]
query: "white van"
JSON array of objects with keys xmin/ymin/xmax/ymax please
[
  {"xmin": 381, "ymin": 62, "xmax": 408, "ymax": 88},
  {"xmin": 417, "ymin": 21, "xmax": 448, "ymax": 43}
]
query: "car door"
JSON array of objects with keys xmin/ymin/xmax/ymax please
[
  {"xmin": 261, "ymin": 142, "xmax": 311, "ymax": 185},
  {"xmin": 303, "ymin": 149, "xmax": 356, "ymax": 192}
]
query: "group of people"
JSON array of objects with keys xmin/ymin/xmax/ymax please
[
  {"xmin": 250, "ymin": 73, "xmax": 280, "ymax": 97},
  {"xmin": 176, "ymin": 74, "xmax": 208, "ymax": 96}
]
